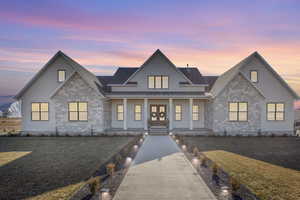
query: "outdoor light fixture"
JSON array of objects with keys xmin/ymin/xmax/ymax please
[
  {"xmin": 192, "ymin": 157, "xmax": 199, "ymax": 166},
  {"xmin": 182, "ymin": 145, "xmax": 187, "ymax": 151},
  {"xmin": 169, "ymin": 132, "xmax": 173, "ymax": 136},
  {"xmin": 101, "ymin": 188, "xmax": 111, "ymax": 200},
  {"xmin": 220, "ymin": 186, "xmax": 229, "ymax": 198},
  {"xmin": 176, "ymin": 139, "xmax": 179, "ymax": 143},
  {"xmin": 133, "ymin": 145, "xmax": 138, "ymax": 151},
  {"xmin": 144, "ymin": 132, "xmax": 148, "ymax": 136},
  {"xmin": 139, "ymin": 138, "xmax": 143, "ymax": 143},
  {"xmin": 125, "ymin": 157, "xmax": 132, "ymax": 167}
]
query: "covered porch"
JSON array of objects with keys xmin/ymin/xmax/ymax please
[{"xmin": 106, "ymin": 93, "xmax": 212, "ymax": 134}]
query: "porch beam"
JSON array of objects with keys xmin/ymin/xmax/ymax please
[
  {"xmin": 123, "ymin": 98, "xmax": 127, "ymax": 130},
  {"xmin": 144, "ymin": 98, "xmax": 148, "ymax": 131},
  {"xmin": 169, "ymin": 98, "xmax": 173, "ymax": 131},
  {"xmin": 189, "ymin": 98, "xmax": 193, "ymax": 130}
]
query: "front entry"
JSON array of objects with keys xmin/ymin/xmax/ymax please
[{"xmin": 150, "ymin": 105, "xmax": 167, "ymax": 121}]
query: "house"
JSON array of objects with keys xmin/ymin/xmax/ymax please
[{"xmin": 15, "ymin": 49, "xmax": 298, "ymax": 136}]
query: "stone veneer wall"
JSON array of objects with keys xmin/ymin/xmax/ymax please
[
  {"xmin": 212, "ymin": 74, "xmax": 263, "ymax": 135},
  {"xmin": 52, "ymin": 73, "xmax": 106, "ymax": 135}
]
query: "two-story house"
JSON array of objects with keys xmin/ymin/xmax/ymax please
[{"xmin": 15, "ymin": 49, "xmax": 298, "ymax": 136}]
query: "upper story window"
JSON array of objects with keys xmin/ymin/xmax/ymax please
[
  {"xmin": 69, "ymin": 102, "xmax": 88, "ymax": 121},
  {"xmin": 31, "ymin": 102, "xmax": 49, "ymax": 121},
  {"xmin": 250, "ymin": 70, "xmax": 258, "ymax": 83},
  {"xmin": 148, "ymin": 75, "xmax": 168, "ymax": 89},
  {"xmin": 267, "ymin": 103, "xmax": 284, "ymax": 121},
  {"xmin": 228, "ymin": 102, "xmax": 248, "ymax": 121},
  {"xmin": 58, "ymin": 70, "xmax": 66, "ymax": 82}
]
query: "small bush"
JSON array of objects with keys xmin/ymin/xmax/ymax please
[
  {"xmin": 193, "ymin": 147, "xmax": 199, "ymax": 156},
  {"xmin": 106, "ymin": 163, "xmax": 115, "ymax": 176},
  {"xmin": 87, "ymin": 176, "xmax": 101, "ymax": 195},
  {"xmin": 212, "ymin": 163, "xmax": 218, "ymax": 175},
  {"xmin": 201, "ymin": 156, "xmax": 207, "ymax": 167},
  {"xmin": 230, "ymin": 177, "xmax": 240, "ymax": 192}
]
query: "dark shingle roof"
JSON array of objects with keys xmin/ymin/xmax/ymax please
[{"xmin": 97, "ymin": 67, "xmax": 218, "ymax": 92}]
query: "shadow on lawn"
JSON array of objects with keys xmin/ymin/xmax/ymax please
[{"xmin": 0, "ymin": 136, "xmax": 132, "ymax": 200}]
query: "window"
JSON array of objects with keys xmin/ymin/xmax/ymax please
[
  {"xmin": 117, "ymin": 104, "xmax": 124, "ymax": 121},
  {"xmin": 192, "ymin": 105, "xmax": 199, "ymax": 121},
  {"xmin": 68, "ymin": 102, "xmax": 88, "ymax": 121},
  {"xmin": 228, "ymin": 102, "xmax": 248, "ymax": 121},
  {"xmin": 267, "ymin": 103, "xmax": 284, "ymax": 121},
  {"xmin": 175, "ymin": 105, "xmax": 182, "ymax": 120},
  {"xmin": 58, "ymin": 70, "xmax": 66, "ymax": 82},
  {"xmin": 31, "ymin": 103, "xmax": 49, "ymax": 121},
  {"xmin": 148, "ymin": 76, "xmax": 169, "ymax": 89},
  {"xmin": 250, "ymin": 70, "xmax": 258, "ymax": 83},
  {"xmin": 134, "ymin": 105, "xmax": 142, "ymax": 121}
]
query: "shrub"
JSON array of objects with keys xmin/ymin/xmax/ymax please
[
  {"xmin": 87, "ymin": 176, "xmax": 101, "ymax": 195},
  {"xmin": 193, "ymin": 147, "xmax": 199, "ymax": 156},
  {"xmin": 230, "ymin": 177, "xmax": 240, "ymax": 192},
  {"xmin": 201, "ymin": 156, "xmax": 208, "ymax": 167},
  {"xmin": 212, "ymin": 163, "xmax": 218, "ymax": 175},
  {"xmin": 106, "ymin": 163, "xmax": 116, "ymax": 176}
]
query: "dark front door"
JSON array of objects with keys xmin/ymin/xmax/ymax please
[{"xmin": 150, "ymin": 105, "xmax": 167, "ymax": 122}]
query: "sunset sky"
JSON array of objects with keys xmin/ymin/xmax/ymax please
[{"xmin": 0, "ymin": 0, "xmax": 300, "ymax": 99}]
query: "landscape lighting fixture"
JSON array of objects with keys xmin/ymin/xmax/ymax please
[{"xmin": 101, "ymin": 188, "xmax": 111, "ymax": 200}]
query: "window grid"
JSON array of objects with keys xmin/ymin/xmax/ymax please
[
  {"xmin": 148, "ymin": 75, "xmax": 169, "ymax": 89},
  {"xmin": 250, "ymin": 70, "xmax": 258, "ymax": 83},
  {"xmin": 68, "ymin": 102, "xmax": 88, "ymax": 121},
  {"xmin": 31, "ymin": 102, "xmax": 49, "ymax": 121},
  {"xmin": 175, "ymin": 105, "xmax": 182, "ymax": 121},
  {"xmin": 134, "ymin": 104, "xmax": 142, "ymax": 121},
  {"xmin": 228, "ymin": 102, "xmax": 248, "ymax": 122},
  {"xmin": 117, "ymin": 104, "xmax": 124, "ymax": 121},
  {"xmin": 58, "ymin": 70, "xmax": 66, "ymax": 82},
  {"xmin": 267, "ymin": 103, "xmax": 284, "ymax": 121},
  {"xmin": 192, "ymin": 105, "xmax": 199, "ymax": 121}
]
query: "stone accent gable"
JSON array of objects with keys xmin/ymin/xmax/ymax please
[
  {"xmin": 212, "ymin": 74, "xmax": 264, "ymax": 135},
  {"xmin": 52, "ymin": 73, "xmax": 106, "ymax": 135}
]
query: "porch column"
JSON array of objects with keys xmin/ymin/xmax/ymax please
[
  {"xmin": 144, "ymin": 98, "xmax": 148, "ymax": 130},
  {"xmin": 169, "ymin": 98, "xmax": 173, "ymax": 131},
  {"xmin": 123, "ymin": 98, "xmax": 127, "ymax": 130},
  {"xmin": 189, "ymin": 98, "xmax": 193, "ymax": 130}
]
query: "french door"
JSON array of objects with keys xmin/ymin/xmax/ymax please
[{"xmin": 150, "ymin": 105, "xmax": 167, "ymax": 121}]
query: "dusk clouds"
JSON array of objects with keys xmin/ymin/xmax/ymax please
[{"xmin": 0, "ymin": 0, "xmax": 300, "ymax": 97}]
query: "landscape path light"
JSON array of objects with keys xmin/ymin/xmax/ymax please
[
  {"xmin": 169, "ymin": 132, "xmax": 173, "ymax": 136},
  {"xmin": 139, "ymin": 138, "xmax": 143, "ymax": 143},
  {"xmin": 181, "ymin": 144, "xmax": 187, "ymax": 151},
  {"xmin": 175, "ymin": 139, "xmax": 179, "ymax": 144},
  {"xmin": 192, "ymin": 157, "xmax": 199, "ymax": 167},
  {"xmin": 133, "ymin": 145, "xmax": 138, "ymax": 152},
  {"xmin": 219, "ymin": 186, "xmax": 230, "ymax": 200},
  {"xmin": 100, "ymin": 188, "xmax": 111, "ymax": 200},
  {"xmin": 125, "ymin": 157, "xmax": 132, "ymax": 167}
]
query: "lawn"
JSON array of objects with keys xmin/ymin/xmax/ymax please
[
  {"xmin": 183, "ymin": 136, "xmax": 300, "ymax": 200},
  {"xmin": 0, "ymin": 136, "xmax": 135, "ymax": 200}
]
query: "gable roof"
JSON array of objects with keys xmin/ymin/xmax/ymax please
[
  {"xmin": 15, "ymin": 51, "xmax": 104, "ymax": 99},
  {"xmin": 123, "ymin": 49, "xmax": 195, "ymax": 85},
  {"xmin": 210, "ymin": 51, "xmax": 299, "ymax": 99}
]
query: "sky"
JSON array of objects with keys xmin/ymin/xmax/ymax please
[{"xmin": 0, "ymin": 0, "xmax": 300, "ymax": 102}]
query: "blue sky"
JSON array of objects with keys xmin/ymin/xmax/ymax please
[{"xmin": 0, "ymin": 0, "xmax": 300, "ymax": 98}]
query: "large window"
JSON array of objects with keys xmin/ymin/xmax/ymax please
[
  {"xmin": 250, "ymin": 70, "xmax": 258, "ymax": 83},
  {"xmin": 134, "ymin": 104, "xmax": 142, "ymax": 121},
  {"xmin": 148, "ymin": 75, "xmax": 168, "ymax": 89},
  {"xmin": 31, "ymin": 103, "xmax": 49, "ymax": 121},
  {"xmin": 58, "ymin": 70, "xmax": 66, "ymax": 82},
  {"xmin": 117, "ymin": 104, "xmax": 124, "ymax": 121},
  {"xmin": 267, "ymin": 103, "xmax": 284, "ymax": 121},
  {"xmin": 69, "ymin": 102, "xmax": 88, "ymax": 121},
  {"xmin": 228, "ymin": 102, "xmax": 248, "ymax": 121},
  {"xmin": 192, "ymin": 105, "xmax": 199, "ymax": 121},
  {"xmin": 175, "ymin": 105, "xmax": 182, "ymax": 121}
]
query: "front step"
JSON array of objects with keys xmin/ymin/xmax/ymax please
[{"xmin": 149, "ymin": 127, "xmax": 169, "ymax": 135}]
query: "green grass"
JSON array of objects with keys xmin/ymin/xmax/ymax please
[
  {"xmin": 204, "ymin": 150, "xmax": 300, "ymax": 200},
  {"xmin": 0, "ymin": 136, "xmax": 135, "ymax": 200}
]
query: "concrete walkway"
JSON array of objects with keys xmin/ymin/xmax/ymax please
[{"xmin": 113, "ymin": 136, "xmax": 216, "ymax": 200}]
